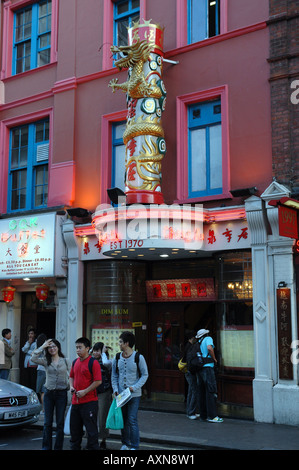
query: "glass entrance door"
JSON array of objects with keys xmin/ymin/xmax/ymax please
[{"xmin": 150, "ymin": 304, "xmax": 184, "ymax": 395}]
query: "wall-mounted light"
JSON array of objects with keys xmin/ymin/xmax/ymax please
[
  {"xmin": 278, "ymin": 281, "xmax": 287, "ymax": 288},
  {"xmin": 67, "ymin": 207, "xmax": 91, "ymax": 218},
  {"xmin": 107, "ymin": 187, "xmax": 126, "ymax": 206},
  {"xmin": 280, "ymin": 197, "xmax": 299, "ymax": 210},
  {"xmin": 231, "ymin": 187, "xmax": 257, "ymax": 197}
]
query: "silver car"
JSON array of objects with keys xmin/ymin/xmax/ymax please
[{"xmin": 0, "ymin": 379, "xmax": 41, "ymax": 428}]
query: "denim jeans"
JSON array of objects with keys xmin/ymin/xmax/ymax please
[
  {"xmin": 121, "ymin": 396, "xmax": 141, "ymax": 449},
  {"xmin": 197, "ymin": 367, "xmax": 218, "ymax": 420},
  {"xmin": 70, "ymin": 401, "xmax": 100, "ymax": 450},
  {"xmin": 185, "ymin": 371, "xmax": 200, "ymax": 416},
  {"xmin": 43, "ymin": 389, "xmax": 68, "ymax": 450}
]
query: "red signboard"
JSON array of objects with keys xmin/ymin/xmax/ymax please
[
  {"xmin": 278, "ymin": 205, "xmax": 298, "ymax": 239},
  {"xmin": 146, "ymin": 278, "xmax": 215, "ymax": 302},
  {"xmin": 276, "ymin": 288, "xmax": 293, "ymax": 380},
  {"xmin": 167, "ymin": 284, "xmax": 176, "ymax": 298}
]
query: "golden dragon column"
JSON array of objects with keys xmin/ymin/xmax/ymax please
[{"xmin": 109, "ymin": 20, "xmax": 166, "ymax": 204}]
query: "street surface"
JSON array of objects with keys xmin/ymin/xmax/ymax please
[{"xmin": 0, "ymin": 425, "xmax": 198, "ymax": 452}]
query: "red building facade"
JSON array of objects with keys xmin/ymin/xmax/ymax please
[{"xmin": 1, "ymin": 0, "xmax": 297, "ymax": 423}]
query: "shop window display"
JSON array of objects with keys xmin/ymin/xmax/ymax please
[{"xmin": 84, "ymin": 261, "xmax": 147, "ymax": 357}]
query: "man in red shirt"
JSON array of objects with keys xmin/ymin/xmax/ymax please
[{"xmin": 69, "ymin": 337, "xmax": 102, "ymax": 450}]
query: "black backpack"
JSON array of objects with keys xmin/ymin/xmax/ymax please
[
  {"xmin": 72, "ymin": 356, "xmax": 96, "ymax": 375},
  {"xmin": 186, "ymin": 338, "xmax": 213, "ymax": 373},
  {"xmin": 97, "ymin": 359, "xmax": 112, "ymax": 394}
]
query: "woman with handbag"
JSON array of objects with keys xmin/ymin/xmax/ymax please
[{"xmin": 32, "ymin": 338, "xmax": 71, "ymax": 450}]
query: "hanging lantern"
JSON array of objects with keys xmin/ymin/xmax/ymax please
[
  {"xmin": 35, "ymin": 284, "xmax": 49, "ymax": 302},
  {"xmin": 1, "ymin": 286, "xmax": 16, "ymax": 303}
]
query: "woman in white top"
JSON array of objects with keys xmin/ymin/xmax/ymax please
[{"xmin": 32, "ymin": 338, "xmax": 71, "ymax": 450}]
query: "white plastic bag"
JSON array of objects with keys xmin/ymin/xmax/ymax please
[{"xmin": 64, "ymin": 405, "xmax": 71, "ymax": 435}]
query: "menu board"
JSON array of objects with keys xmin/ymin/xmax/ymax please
[
  {"xmin": 91, "ymin": 326, "xmax": 135, "ymax": 358},
  {"xmin": 0, "ymin": 213, "xmax": 56, "ymax": 279},
  {"xmin": 220, "ymin": 328, "xmax": 254, "ymax": 369}
]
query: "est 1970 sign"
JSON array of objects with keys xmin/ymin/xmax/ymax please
[{"xmin": 0, "ymin": 214, "xmax": 55, "ymax": 279}]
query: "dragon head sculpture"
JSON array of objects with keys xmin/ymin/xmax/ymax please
[{"xmin": 110, "ymin": 39, "xmax": 154, "ymax": 70}]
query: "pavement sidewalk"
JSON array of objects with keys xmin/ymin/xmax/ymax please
[{"xmin": 33, "ymin": 406, "xmax": 299, "ymax": 450}]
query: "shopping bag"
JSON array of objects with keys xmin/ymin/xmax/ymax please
[
  {"xmin": 106, "ymin": 398, "xmax": 124, "ymax": 430},
  {"xmin": 178, "ymin": 358, "xmax": 188, "ymax": 373},
  {"xmin": 64, "ymin": 405, "xmax": 72, "ymax": 435}
]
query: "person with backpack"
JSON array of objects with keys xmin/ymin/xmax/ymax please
[
  {"xmin": 69, "ymin": 337, "xmax": 102, "ymax": 450},
  {"xmin": 182, "ymin": 331, "xmax": 200, "ymax": 419},
  {"xmin": 194, "ymin": 329, "xmax": 223, "ymax": 423},
  {"xmin": 92, "ymin": 342, "xmax": 112, "ymax": 450},
  {"xmin": 111, "ymin": 331, "xmax": 148, "ymax": 450}
]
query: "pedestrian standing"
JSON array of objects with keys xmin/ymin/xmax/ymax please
[
  {"xmin": 0, "ymin": 329, "xmax": 15, "ymax": 380},
  {"xmin": 111, "ymin": 331, "xmax": 148, "ymax": 450},
  {"xmin": 69, "ymin": 337, "xmax": 102, "ymax": 450},
  {"xmin": 182, "ymin": 331, "xmax": 200, "ymax": 419},
  {"xmin": 32, "ymin": 338, "xmax": 71, "ymax": 450},
  {"xmin": 195, "ymin": 329, "xmax": 223, "ymax": 423},
  {"xmin": 22, "ymin": 328, "xmax": 37, "ymax": 390},
  {"xmin": 92, "ymin": 342, "xmax": 112, "ymax": 450},
  {"xmin": 35, "ymin": 333, "xmax": 47, "ymax": 412}
]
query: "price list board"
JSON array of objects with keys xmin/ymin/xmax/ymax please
[
  {"xmin": 220, "ymin": 328, "xmax": 254, "ymax": 369},
  {"xmin": 91, "ymin": 325, "xmax": 135, "ymax": 358}
]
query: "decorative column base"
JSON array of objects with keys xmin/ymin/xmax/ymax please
[
  {"xmin": 253, "ymin": 378, "xmax": 274, "ymax": 423},
  {"xmin": 273, "ymin": 384, "xmax": 299, "ymax": 426},
  {"xmin": 126, "ymin": 190, "xmax": 164, "ymax": 205}
]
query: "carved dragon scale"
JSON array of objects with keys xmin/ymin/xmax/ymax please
[{"xmin": 108, "ymin": 20, "xmax": 166, "ymax": 204}]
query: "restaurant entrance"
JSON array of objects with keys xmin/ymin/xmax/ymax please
[
  {"xmin": 149, "ymin": 302, "xmax": 217, "ymax": 397},
  {"xmin": 19, "ymin": 292, "xmax": 56, "ymax": 387},
  {"xmin": 148, "ymin": 298, "xmax": 254, "ymax": 418}
]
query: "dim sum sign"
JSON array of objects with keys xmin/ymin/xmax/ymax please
[{"xmin": 0, "ymin": 214, "xmax": 55, "ymax": 279}]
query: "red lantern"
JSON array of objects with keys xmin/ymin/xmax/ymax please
[
  {"xmin": 35, "ymin": 284, "xmax": 49, "ymax": 302},
  {"xmin": 1, "ymin": 286, "xmax": 16, "ymax": 303}
]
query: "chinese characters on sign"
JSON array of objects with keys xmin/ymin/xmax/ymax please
[
  {"xmin": 0, "ymin": 214, "xmax": 55, "ymax": 279},
  {"xmin": 91, "ymin": 326, "xmax": 134, "ymax": 358},
  {"xmin": 207, "ymin": 226, "xmax": 248, "ymax": 245},
  {"xmin": 276, "ymin": 288, "xmax": 293, "ymax": 380},
  {"xmin": 146, "ymin": 279, "xmax": 216, "ymax": 302},
  {"xmin": 80, "ymin": 221, "xmax": 250, "ymax": 259}
]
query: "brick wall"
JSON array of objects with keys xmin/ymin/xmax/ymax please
[{"xmin": 268, "ymin": 0, "xmax": 299, "ymax": 196}]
